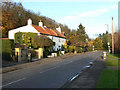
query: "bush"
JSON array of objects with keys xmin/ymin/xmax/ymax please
[
  {"xmin": 68, "ymin": 46, "xmax": 75, "ymax": 53},
  {"xmin": 87, "ymin": 46, "xmax": 92, "ymax": 51},
  {"xmin": 32, "ymin": 35, "xmax": 53, "ymax": 48},
  {"xmin": 75, "ymin": 47, "xmax": 80, "ymax": 53},
  {"xmin": 31, "ymin": 50, "xmax": 38, "ymax": 58},
  {"xmin": 43, "ymin": 46, "xmax": 51, "ymax": 58},
  {"xmin": 2, "ymin": 39, "xmax": 15, "ymax": 61},
  {"xmin": 65, "ymin": 48, "xmax": 69, "ymax": 53}
]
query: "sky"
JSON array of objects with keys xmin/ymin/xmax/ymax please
[{"xmin": 19, "ymin": 0, "xmax": 119, "ymax": 39}]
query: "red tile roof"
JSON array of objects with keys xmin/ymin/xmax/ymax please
[
  {"xmin": 44, "ymin": 27, "xmax": 57, "ymax": 36},
  {"xmin": 53, "ymin": 30, "xmax": 66, "ymax": 38},
  {"xmin": 32, "ymin": 25, "xmax": 66, "ymax": 38},
  {"xmin": 32, "ymin": 25, "xmax": 50, "ymax": 35}
]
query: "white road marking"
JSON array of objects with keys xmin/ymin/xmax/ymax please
[
  {"xmin": 64, "ymin": 61, "xmax": 73, "ymax": 65},
  {"xmin": 39, "ymin": 65, "xmax": 62, "ymax": 74},
  {"xmin": 39, "ymin": 52, "xmax": 100, "ymax": 74},
  {"xmin": 2, "ymin": 77, "xmax": 26, "ymax": 87}
]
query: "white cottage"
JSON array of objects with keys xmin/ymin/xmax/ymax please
[{"xmin": 8, "ymin": 19, "xmax": 66, "ymax": 51}]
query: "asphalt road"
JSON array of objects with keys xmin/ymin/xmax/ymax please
[{"xmin": 2, "ymin": 51, "xmax": 103, "ymax": 88}]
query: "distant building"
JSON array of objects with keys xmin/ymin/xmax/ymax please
[{"xmin": 8, "ymin": 19, "xmax": 66, "ymax": 51}]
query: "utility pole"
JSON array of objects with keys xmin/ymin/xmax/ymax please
[{"xmin": 112, "ymin": 17, "xmax": 114, "ymax": 54}]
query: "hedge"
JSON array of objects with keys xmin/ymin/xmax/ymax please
[{"xmin": 2, "ymin": 39, "xmax": 15, "ymax": 61}]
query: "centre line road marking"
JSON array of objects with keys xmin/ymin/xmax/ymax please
[
  {"xmin": 39, "ymin": 53, "xmax": 99, "ymax": 74},
  {"xmin": 40, "ymin": 66, "xmax": 57, "ymax": 74},
  {"xmin": 64, "ymin": 61, "xmax": 73, "ymax": 65},
  {"xmin": 39, "ymin": 65, "xmax": 62, "ymax": 74},
  {"xmin": 2, "ymin": 77, "xmax": 27, "ymax": 87},
  {"xmin": 39, "ymin": 61, "xmax": 74, "ymax": 74}
]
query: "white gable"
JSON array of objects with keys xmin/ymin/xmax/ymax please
[{"xmin": 8, "ymin": 25, "xmax": 39, "ymax": 39}]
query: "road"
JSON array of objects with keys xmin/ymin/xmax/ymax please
[{"xmin": 2, "ymin": 51, "xmax": 103, "ymax": 88}]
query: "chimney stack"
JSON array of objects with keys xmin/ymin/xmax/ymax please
[
  {"xmin": 56, "ymin": 26, "xmax": 61, "ymax": 33},
  {"xmin": 27, "ymin": 18, "xmax": 32, "ymax": 25},
  {"xmin": 39, "ymin": 20, "xmax": 43, "ymax": 27}
]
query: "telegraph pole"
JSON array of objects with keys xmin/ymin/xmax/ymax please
[{"xmin": 112, "ymin": 17, "xmax": 114, "ymax": 54}]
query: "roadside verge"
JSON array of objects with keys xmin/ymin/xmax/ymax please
[{"xmin": 61, "ymin": 58, "xmax": 106, "ymax": 88}]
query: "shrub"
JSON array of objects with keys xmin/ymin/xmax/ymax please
[
  {"xmin": 75, "ymin": 47, "xmax": 81, "ymax": 53},
  {"xmin": 2, "ymin": 39, "xmax": 15, "ymax": 61},
  {"xmin": 32, "ymin": 35, "xmax": 53, "ymax": 48},
  {"xmin": 43, "ymin": 46, "xmax": 51, "ymax": 58},
  {"xmin": 68, "ymin": 46, "xmax": 75, "ymax": 53},
  {"xmin": 31, "ymin": 50, "xmax": 38, "ymax": 58}
]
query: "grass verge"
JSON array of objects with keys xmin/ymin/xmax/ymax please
[
  {"xmin": 96, "ymin": 69, "xmax": 119, "ymax": 88},
  {"xmin": 107, "ymin": 53, "xmax": 120, "ymax": 59},
  {"xmin": 105, "ymin": 59, "xmax": 120, "ymax": 67}
]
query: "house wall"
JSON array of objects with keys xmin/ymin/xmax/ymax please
[
  {"xmin": 47, "ymin": 36, "xmax": 66, "ymax": 51},
  {"xmin": 8, "ymin": 25, "xmax": 39, "ymax": 39},
  {"xmin": 8, "ymin": 25, "xmax": 66, "ymax": 51}
]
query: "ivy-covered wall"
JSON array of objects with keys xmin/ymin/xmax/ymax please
[{"xmin": 15, "ymin": 32, "xmax": 37, "ymax": 47}]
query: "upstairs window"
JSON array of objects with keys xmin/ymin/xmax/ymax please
[{"xmin": 22, "ymin": 34, "xmax": 25, "ymax": 40}]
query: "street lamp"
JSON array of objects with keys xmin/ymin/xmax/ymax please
[
  {"xmin": 107, "ymin": 42, "xmax": 110, "ymax": 53},
  {"xmin": 105, "ymin": 24, "xmax": 110, "ymax": 53},
  {"xmin": 86, "ymin": 39, "xmax": 88, "ymax": 52},
  {"xmin": 93, "ymin": 45, "xmax": 94, "ymax": 51}
]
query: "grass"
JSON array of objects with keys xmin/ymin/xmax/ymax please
[
  {"xmin": 96, "ymin": 69, "xmax": 119, "ymax": 88},
  {"xmin": 105, "ymin": 53, "xmax": 120, "ymax": 67},
  {"xmin": 105, "ymin": 59, "xmax": 120, "ymax": 67},
  {"xmin": 107, "ymin": 53, "xmax": 120, "ymax": 59},
  {"xmin": 96, "ymin": 53, "xmax": 120, "ymax": 88}
]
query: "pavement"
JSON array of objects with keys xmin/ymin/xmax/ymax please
[
  {"xmin": 65, "ymin": 59, "xmax": 106, "ymax": 88},
  {"xmin": 2, "ymin": 51, "xmax": 104, "ymax": 88}
]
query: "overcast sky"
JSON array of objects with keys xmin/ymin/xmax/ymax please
[{"xmin": 20, "ymin": 0, "xmax": 118, "ymax": 39}]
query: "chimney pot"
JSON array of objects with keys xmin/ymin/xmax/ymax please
[{"xmin": 39, "ymin": 20, "xmax": 43, "ymax": 27}]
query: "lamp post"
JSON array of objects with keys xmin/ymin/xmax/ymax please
[
  {"xmin": 86, "ymin": 39, "xmax": 88, "ymax": 52},
  {"xmin": 108, "ymin": 42, "xmax": 110, "ymax": 53},
  {"xmin": 93, "ymin": 45, "xmax": 94, "ymax": 51},
  {"xmin": 105, "ymin": 24, "xmax": 110, "ymax": 53}
]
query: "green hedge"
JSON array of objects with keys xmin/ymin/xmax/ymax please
[
  {"xmin": 65, "ymin": 46, "xmax": 87, "ymax": 53},
  {"xmin": 2, "ymin": 39, "xmax": 15, "ymax": 61}
]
